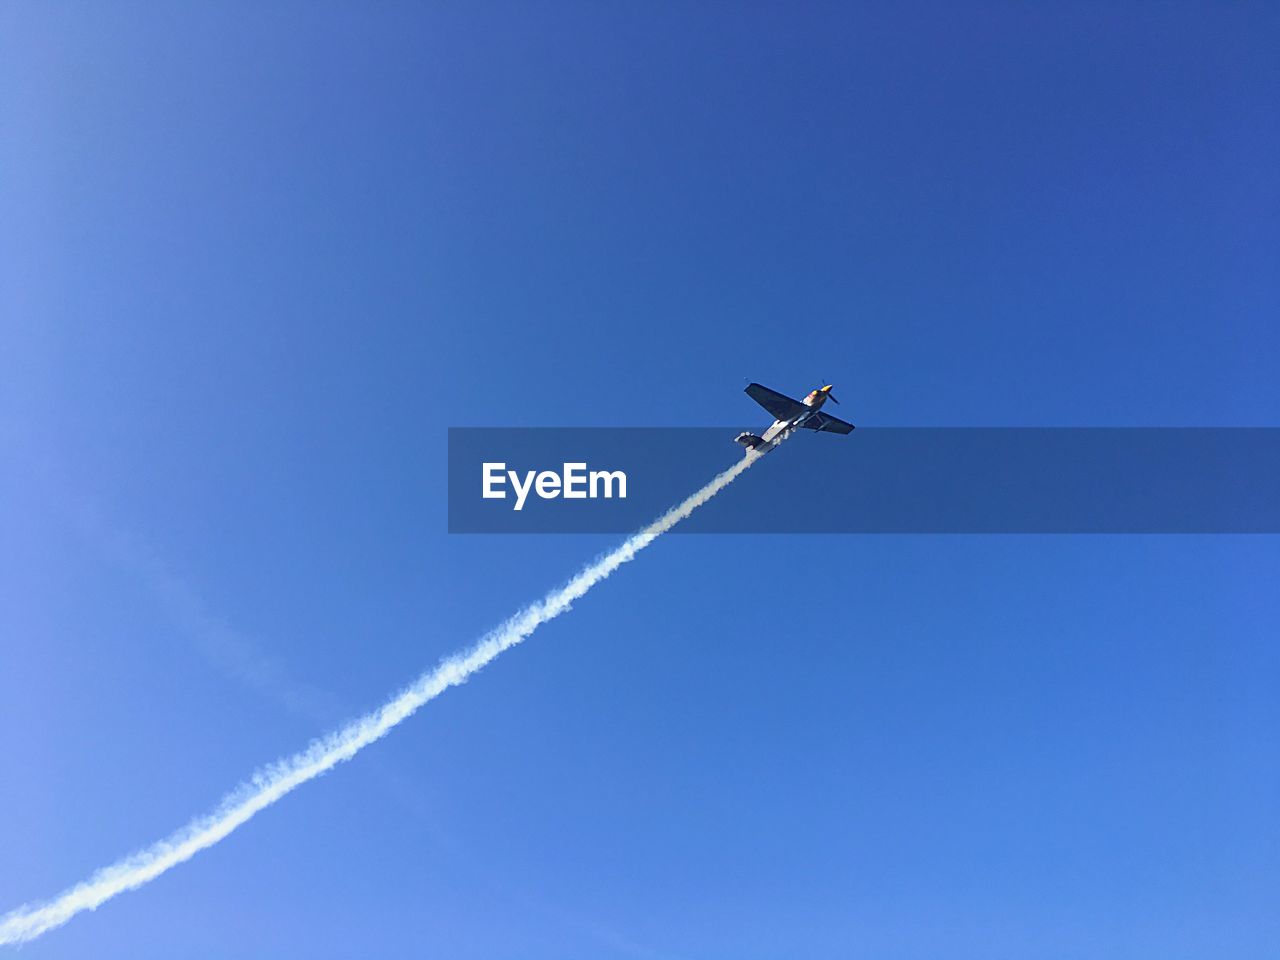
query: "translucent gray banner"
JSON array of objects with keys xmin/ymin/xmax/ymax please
[{"xmin": 448, "ymin": 428, "xmax": 1280, "ymax": 534}]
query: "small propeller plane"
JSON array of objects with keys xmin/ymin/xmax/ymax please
[{"xmin": 735, "ymin": 382, "xmax": 854, "ymax": 453}]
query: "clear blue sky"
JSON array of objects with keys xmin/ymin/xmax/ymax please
[{"xmin": 2, "ymin": 3, "xmax": 1277, "ymax": 957}]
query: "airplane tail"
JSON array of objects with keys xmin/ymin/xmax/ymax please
[{"xmin": 735, "ymin": 432, "xmax": 765, "ymax": 450}]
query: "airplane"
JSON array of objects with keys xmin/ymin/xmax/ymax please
[{"xmin": 735, "ymin": 382, "xmax": 854, "ymax": 453}]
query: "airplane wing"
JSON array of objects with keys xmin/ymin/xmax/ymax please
[
  {"xmin": 800, "ymin": 411, "xmax": 855, "ymax": 434},
  {"xmin": 745, "ymin": 383, "xmax": 806, "ymax": 421}
]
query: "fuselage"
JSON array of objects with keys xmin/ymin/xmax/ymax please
[{"xmin": 754, "ymin": 385, "xmax": 833, "ymax": 447}]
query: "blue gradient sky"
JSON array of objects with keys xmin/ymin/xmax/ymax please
[{"xmin": 2, "ymin": 3, "xmax": 1277, "ymax": 957}]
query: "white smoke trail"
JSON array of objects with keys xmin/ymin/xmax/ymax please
[{"xmin": 0, "ymin": 449, "xmax": 765, "ymax": 946}]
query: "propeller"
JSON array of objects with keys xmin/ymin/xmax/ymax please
[{"xmin": 820, "ymin": 382, "xmax": 840, "ymax": 404}]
